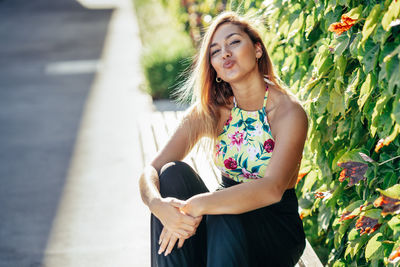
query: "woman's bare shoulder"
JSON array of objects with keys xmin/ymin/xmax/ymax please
[{"xmin": 273, "ymin": 90, "xmax": 308, "ymax": 133}]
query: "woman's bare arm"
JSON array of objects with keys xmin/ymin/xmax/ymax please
[
  {"xmin": 138, "ymin": 105, "xmax": 204, "ymax": 240},
  {"xmin": 139, "ymin": 105, "xmax": 202, "ymax": 208}
]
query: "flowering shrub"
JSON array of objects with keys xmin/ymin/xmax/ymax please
[{"xmin": 160, "ymin": 0, "xmax": 400, "ymax": 265}]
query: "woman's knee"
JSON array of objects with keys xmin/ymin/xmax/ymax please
[
  {"xmin": 159, "ymin": 161, "xmax": 194, "ymax": 186},
  {"xmin": 160, "ymin": 161, "xmax": 192, "ymax": 177},
  {"xmin": 158, "ymin": 161, "xmax": 206, "ymax": 199}
]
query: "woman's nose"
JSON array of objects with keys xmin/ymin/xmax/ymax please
[{"xmin": 221, "ymin": 46, "xmax": 231, "ymax": 59}]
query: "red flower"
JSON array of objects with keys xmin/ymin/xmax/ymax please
[
  {"xmin": 389, "ymin": 246, "xmax": 400, "ymax": 264},
  {"xmin": 224, "ymin": 114, "xmax": 232, "ymax": 126},
  {"xmin": 263, "ymin": 139, "xmax": 275, "ymax": 153},
  {"xmin": 337, "ymin": 161, "xmax": 368, "ymax": 186},
  {"xmin": 224, "ymin": 157, "xmax": 237, "ymax": 170},
  {"xmin": 374, "ymin": 195, "xmax": 400, "ymax": 216},
  {"xmin": 328, "ymin": 15, "xmax": 357, "ymax": 35},
  {"xmin": 355, "ymin": 215, "xmax": 381, "ymax": 235}
]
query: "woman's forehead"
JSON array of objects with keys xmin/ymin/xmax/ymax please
[{"xmin": 211, "ymin": 23, "xmax": 243, "ymax": 44}]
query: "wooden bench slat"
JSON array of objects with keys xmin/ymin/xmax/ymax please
[
  {"xmin": 137, "ymin": 115, "xmax": 157, "ymax": 167},
  {"xmin": 150, "ymin": 112, "xmax": 170, "ymax": 152}
]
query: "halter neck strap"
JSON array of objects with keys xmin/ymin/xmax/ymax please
[{"xmin": 233, "ymin": 86, "xmax": 269, "ymax": 110}]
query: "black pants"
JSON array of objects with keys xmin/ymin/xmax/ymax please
[{"xmin": 151, "ymin": 161, "xmax": 306, "ymax": 267}]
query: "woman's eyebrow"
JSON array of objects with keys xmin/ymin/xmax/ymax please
[{"xmin": 210, "ymin": 32, "xmax": 242, "ymax": 48}]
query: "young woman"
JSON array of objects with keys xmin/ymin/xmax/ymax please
[{"xmin": 139, "ymin": 11, "xmax": 308, "ymax": 267}]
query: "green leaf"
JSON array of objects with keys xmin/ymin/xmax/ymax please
[
  {"xmin": 362, "ymin": 44, "xmax": 379, "ymax": 73},
  {"xmin": 392, "ymin": 94, "xmax": 400, "ymax": 125},
  {"xmin": 348, "ymin": 227, "xmax": 360, "ymax": 241},
  {"xmin": 365, "ymin": 233, "xmax": 384, "ymax": 261},
  {"xmin": 335, "ymin": 55, "xmax": 347, "ymax": 82},
  {"xmin": 302, "ymin": 170, "xmax": 318, "ymax": 193},
  {"xmin": 334, "ymin": 34, "xmax": 350, "ymax": 56},
  {"xmin": 382, "ymin": 0, "xmax": 400, "ymax": 31},
  {"xmin": 345, "ymin": 68, "xmax": 361, "ymax": 107},
  {"xmin": 329, "ymin": 90, "xmax": 345, "ymax": 117},
  {"xmin": 387, "ymin": 56, "xmax": 400, "ymax": 94},
  {"xmin": 388, "ymin": 216, "xmax": 400, "ymax": 232},
  {"xmin": 344, "ymin": 5, "xmax": 363, "ymax": 19},
  {"xmin": 371, "ymin": 93, "xmax": 391, "ymax": 137},
  {"xmin": 360, "ymin": 4, "xmax": 382, "ymax": 45},
  {"xmin": 318, "ymin": 205, "xmax": 333, "ymax": 231},
  {"xmin": 358, "ymin": 73, "xmax": 376, "ymax": 110},
  {"xmin": 377, "ymin": 184, "xmax": 400, "ymax": 199},
  {"xmin": 305, "ymin": 10, "xmax": 316, "ymax": 38},
  {"xmin": 350, "ymin": 33, "xmax": 362, "ymax": 57}
]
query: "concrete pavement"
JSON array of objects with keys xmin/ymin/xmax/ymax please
[{"xmin": 0, "ymin": 0, "xmax": 153, "ymax": 266}]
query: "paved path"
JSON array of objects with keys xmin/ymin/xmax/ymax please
[{"xmin": 0, "ymin": 0, "xmax": 153, "ymax": 266}]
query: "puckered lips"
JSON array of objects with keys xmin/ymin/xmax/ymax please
[{"xmin": 223, "ymin": 59, "xmax": 235, "ymax": 69}]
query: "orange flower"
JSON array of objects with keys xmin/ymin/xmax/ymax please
[
  {"xmin": 297, "ymin": 172, "xmax": 309, "ymax": 184},
  {"xmin": 389, "ymin": 246, "xmax": 400, "ymax": 264},
  {"xmin": 328, "ymin": 15, "xmax": 357, "ymax": 35}
]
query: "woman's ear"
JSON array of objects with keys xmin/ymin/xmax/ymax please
[{"xmin": 255, "ymin": 42, "xmax": 263, "ymax": 59}]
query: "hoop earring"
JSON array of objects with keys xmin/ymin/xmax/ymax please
[{"xmin": 216, "ymin": 77, "xmax": 222, "ymax": 83}]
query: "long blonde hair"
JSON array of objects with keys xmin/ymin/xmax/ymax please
[{"xmin": 176, "ymin": 11, "xmax": 286, "ymax": 150}]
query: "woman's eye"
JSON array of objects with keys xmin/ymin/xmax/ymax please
[
  {"xmin": 211, "ymin": 49, "xmax": 220, "ymax": 56},
  {"xmin": 230, "ymin": 40, "xmax": 240, "ymax": 45}
]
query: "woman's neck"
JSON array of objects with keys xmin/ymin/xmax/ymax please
[{"xmin": 230, "ymin": 73, "xmax": 266, "ymax": 111}]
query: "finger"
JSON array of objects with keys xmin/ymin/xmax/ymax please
[
  {"xmin": 171, "ymin": 229, "xmax": 190, "ymax": 239},
  {"xmin": 158, "ymin": 230, "xmax": 172, "ymax": 255},
  {"xmin": 178, "ymin": 238, "xmax": 185, "ymax": 249},
  {"xmin": 165, "ymin": 235, "xmax": 178, "ymax": 256},
  {"xmin": 159, "ymin": 227, "xmax": 166, "ymax": 245}
]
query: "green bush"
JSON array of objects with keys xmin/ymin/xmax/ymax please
[
  {"xmin": 133, "ymin": 0, "xmax": 194, "ymax": 99},
  {"xmin": 160, "ymin": 0, "xmax": 400, "ymax": 265}
]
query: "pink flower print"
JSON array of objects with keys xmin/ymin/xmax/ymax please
[
  {"xmin": 263, "ymin": 139, "xmax": 275, "ymax": 153},
  {"xmin": 224, "ymin": 114, "xmax": 232, "ymax": 126},
  {"xmin": 224, "ymin": 157, "xmax": 237, "ymax": 170},
  {"xmin": 241, "ymin": 168, "xmax": 259, "ymax": 179},
  {"xmin": 215, "ymin": 143, "xmax": 223, "ymax": 157},
  {"xmin": 228, "ymin": 129, "xmax": 246, "ymax": 151}
]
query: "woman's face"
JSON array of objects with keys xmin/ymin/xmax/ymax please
[{"xmin": 209, "ymin": 23, "xmax": 261, "ymax": 83}]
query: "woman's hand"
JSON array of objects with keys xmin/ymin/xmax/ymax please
[
  {"xmin": 151, "ymin": 197, "xmax": 198, "ymax": 239},
  {"xmin": 158, "ymin": 215, "xmax": 203, "ymax": 256},
  {"xmin": 180, "ymin": 194, "xmax": 207, "ymax": 217},
  {"xmin": 158, "ymin": 227, "xmax": 185, "ymax": 256}
]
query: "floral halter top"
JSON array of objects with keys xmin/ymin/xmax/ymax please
[{"xmin": 214, "ymin": 86, "xmax": 275, "ymax": 183}]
